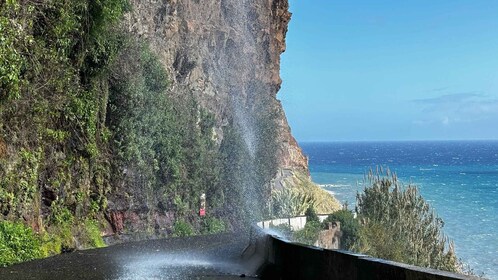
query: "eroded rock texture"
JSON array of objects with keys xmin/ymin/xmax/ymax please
[
  {"xmin": 125, "ymin": 0, "xmax": 307, "ymax": 173},
  {"xmin": 99, "ymin": 0, "xmax": 317, "ymax": 235}
]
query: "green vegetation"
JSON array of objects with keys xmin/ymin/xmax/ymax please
[
  {"xmin": 286, "ymin": 169, "xmax": 462, "ymax": 274},
  {"xmin": 269, "ymin": 173, "xmax": 341, "ymax": 219},
  {"xmin": 274, "ymin": 172, "xmax": 341, "ymax": 216},
  {"xmin": 271, "ymin": 187, "xmax": 316, "ymax": 218},
  {"xmin": 293, "ymin": 217, "xmax": 321, "ymax": 246},
  {"xmin": 81, "ymin": 219, "xmax": 106, "ymax": 248},
  {"xmin": 105, "ymin": 36, "xmax": 224, "ymax": 240},
  {"xmin": 0, "ymin": 0, "xmax": 237, "ymax": 265},
  {"xmin": 305, "ymin": 206, "xmax": 320, "ymax": 224},
  {"xmin": 355, "ymin": 170, "xmax": 459, "ymax": 272},
  {"xmin": 171, "ymin": 217, "xmax": 227, "ymax": 237},
  {"xmin": 0, "ymin": 0, "xmax": 131, "ymax": 265},
  {"xmin": 0, "ymin": 221, "xmax": 43, "ymax": 266},
  {"xmin": 292, "ymin": 206, "xmax": 321, "ymax": 245},
  {"xmin": 201, "ymin": 217, "xmax": 226, "ymax": 235},
  {"xmin": 172, "ymin": 220, "xmax": 194, "ymax": 237}
]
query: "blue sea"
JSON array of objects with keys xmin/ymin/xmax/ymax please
[{"xmin": 301, "ymin": 141, "xmax": 498, "ymax": 278}]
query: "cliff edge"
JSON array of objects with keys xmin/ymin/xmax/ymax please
[{"xmin": 125, "ymin": 0, "xmax": 308, "ymax": 175}]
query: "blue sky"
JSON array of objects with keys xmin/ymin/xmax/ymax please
[{"xmin": 279, "ymin": 0, "xmax": 498, "ymax": 142}]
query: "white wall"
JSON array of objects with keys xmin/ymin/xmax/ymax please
[{"xmin": 257, "ymin": 214, "xmax": 330, "ymax": 231}]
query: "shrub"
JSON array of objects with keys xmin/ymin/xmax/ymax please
[
  {"xmin": 305, "ymin": 206, "xmax": 319, "ymax": 224},
  {"xmin": 293, "ymin": 207, "xmax": 323, "ymax": 245},
  {"xmin": 201, "ymin": 217, "xmax": 226, "ymax": 235},
  {"xmin": 46, "ymin": 203, "xmax": 75, "ymax": 252},
  {"xmin": 271, "ymin": 188, "xmax": 316, "ymax": 218},
  {"xmin": 0, "ymin": 15, "xmax": 24, "ymax": 100},
  {"xmin": 0, "ymin": 221, "xmax": 43, "ymax": 266},
  {"xmin": 40, "ymin": 232, "xmax": 62, "ymax": 257},
  {"xmin": 355, "ymin": 169, "xmax": 459, "ymax": 272},
  {"xmin": 172, "ymin": 220, "xmax": 194, "ymax": 237},
  {"xmin": 268, "ymin": 172, "xmax": 341, "ymax": 220},
  {"xmin": 293, "ymin": 221, "xmax": 321, "ymax": 246},
  {"xmin": 82, "ymin": 219, "xmax": 105, "ymax": 248},
  {"xmin": 356, "ymin": 220, "xmax": 406, "ymax": 262}
]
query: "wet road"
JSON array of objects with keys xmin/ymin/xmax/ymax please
[{"xmin": 0, "ymin": 233, "xmax": 262, "ymax": 280}]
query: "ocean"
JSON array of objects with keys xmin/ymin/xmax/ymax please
[{"xmin": 301, "ymin": 141, "xmax": 498, "ymax": 278}]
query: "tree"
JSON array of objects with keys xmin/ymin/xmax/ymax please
[
  {"xmin": 305, "ymin": 206, "xmax": 319, "ymax": 223},
  {"xmin": 271, "ymin": 188, "xmax": 315, "ymax": 218}
]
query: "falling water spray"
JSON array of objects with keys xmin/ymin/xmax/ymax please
[{"xmin": 221, "ymin": 0, "xmax": 266, "ymax": 224}]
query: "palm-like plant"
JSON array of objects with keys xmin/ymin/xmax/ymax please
[{"xmin": 271, "ymin": 188, "xmax": 316, "ymax": 218}]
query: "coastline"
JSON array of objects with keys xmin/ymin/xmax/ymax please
[{"xmin": 301, "ymin": 141, "xmax": 498, "ymax": 278}]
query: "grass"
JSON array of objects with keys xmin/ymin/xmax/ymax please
[{"xmin": 281, "ymin": 171, "xmax": 341, "ymax": 214}]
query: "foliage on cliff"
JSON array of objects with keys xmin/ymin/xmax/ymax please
[
  {"xmin": 292, "ymin": 206, "xmax": 320, "ymax": 244},
  {"xmin": 106, "ymin": 35, "xmax": 222, "ymax": 223},
  {"xmin": 0, "ymin": 221, "xmax": 42, "ymax": 266},
  {"xmin": 0, "ymin": 0, "xmax": 241, "ymax": 265},
  {"xmin": 270, "ymin": 172, "xmax": 341, "ymax": 218},
  {"xmin": 0, "ymin": 0, "xmax": 120, "ymax": 263},
  {"xmin": 0, "ymin": 0, "xmax": 131, "ymax": 263}
]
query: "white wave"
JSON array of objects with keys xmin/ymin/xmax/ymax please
[
  {"xmin": 319, "ymin": 184, "xmax": 351, "ymax": 188},
  {"xmin": 325, "ymin": 190, "xmax": 336, "ymax": 195}
]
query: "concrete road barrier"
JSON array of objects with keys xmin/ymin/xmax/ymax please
[{"xmin": 251, "ymin": 222, "xmax": 481, "ymax": 280}]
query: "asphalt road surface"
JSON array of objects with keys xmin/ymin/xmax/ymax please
[{"xmin": 0, "ymin": 232, "xmax": 263, "ymax": 280}]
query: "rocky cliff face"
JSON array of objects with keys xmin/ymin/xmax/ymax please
[
  {"xmin": 0, "ymin": 0, "xmax": 329, "ymax": 259},
  {"xmin": 100, "ymin": 0, "xmax": 327, "ymax": 237},
  {"xmin": 125, "ymin": 0, "xmax": 308, "ymax": 175}
]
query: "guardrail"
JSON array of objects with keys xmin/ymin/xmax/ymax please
[
  {"xmin": 249, "ymin": 219, "xmax": 482, "ymax": 280},
  {"xmin": 256, "ymin": 214, "xmax": 329, "ymax": 231}
]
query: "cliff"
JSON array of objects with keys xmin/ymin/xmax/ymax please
[
  {"xmin": 125, "ymin": 0, "xmax": 308, "ymax": 173},
  {"xmin": 103, "ymin": 0, "xmax": 321, "ymax": 230},
  {"xmin": 0, "ymin": 1, "xmax": 337, "ymax": 264}
]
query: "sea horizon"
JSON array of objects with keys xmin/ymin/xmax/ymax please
[{"xmin": 300, "ymin": 139, "xmax": 498, "ymax": 144}]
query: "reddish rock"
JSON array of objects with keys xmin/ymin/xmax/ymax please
[{"xmin": 109, "ymin": 211, "xmax": 125, "ymax": 233}]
